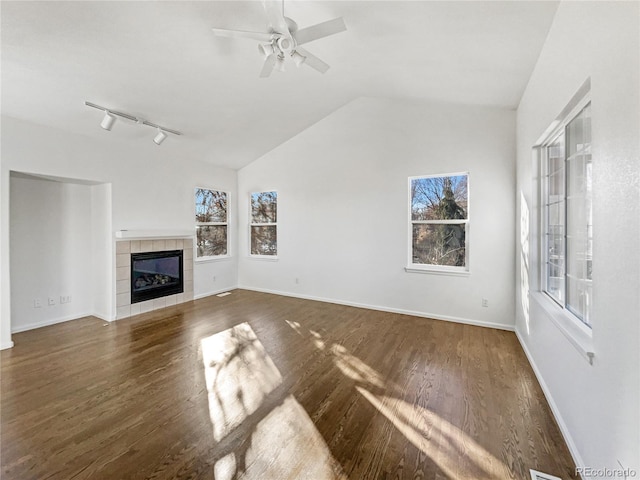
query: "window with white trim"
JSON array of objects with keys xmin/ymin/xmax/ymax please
[
  {"xmin": 195, "ymin": 188, "xmax": 228, "ymax": 258},
  {"xmin": 409, "ymin": 173, "xmax": 469, "ymax": 271},
  {"xmin": 541, "ymin": 102, "xmax": 592, "ymax": 327},
  {"xmin": 250, "ymin": 191, "xmax": 277, "ymax": 256}
]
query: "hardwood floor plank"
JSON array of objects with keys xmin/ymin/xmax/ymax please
[{"xmin": 2, "ymin": 290, "xmax": 576, "ymax": 479}]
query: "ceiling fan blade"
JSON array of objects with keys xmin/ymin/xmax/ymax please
[
  {"xmin": 293, "ymin": 17, "xmax": 346, "ymax": 46},
  {"xmin": 212, "ymin": 28, "xmax": 274, "ymax": 42},
  {"xmin": 259, "ymin": 54, "xmax": 277, "ymax": 78},
  {"xmin": 295, "ymin": 48, "xmax": 330, "ymax": 74},
  {"xmin": 261, "ymin": 0, "xmax": 289, "ymax": 34}
]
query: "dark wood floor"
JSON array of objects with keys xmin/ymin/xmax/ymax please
[{"xmin": 1, "ymin": 289, "xmax": 576, "ymax": 480}]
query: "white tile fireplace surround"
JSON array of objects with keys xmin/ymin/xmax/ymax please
[{"xmin": 115, "ymin": 237, "xmax": 194, "ymax": 320}]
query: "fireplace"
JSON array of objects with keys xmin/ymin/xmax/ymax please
[{"xmin": 131, "ymin": 250, "xmax": 184, "ymax": 304}]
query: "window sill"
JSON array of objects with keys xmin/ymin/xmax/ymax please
[
  {"xmin": 195, "ymin": 255, "xmax": 232, "ymax": 264},
  {"xmin": 405, "ymin": 266, "xmax": 470, "ymax": 277},
  {"xmin": 531, "ymin": 292, "xmax": 595, "ymax": 364},
  {"xmin": 248, "ymin": 255, "xmax": 279, "ymax": 262}
]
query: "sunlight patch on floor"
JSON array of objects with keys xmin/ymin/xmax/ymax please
[
  {"xmin": 201, "ymin": 322, "xmax": 346, "ymax": 479},
  {"xmin": 356, "ymin": 386, "xmax": 503, "ymax": 479},
  {"xmin": 201, "ymin": 322, "xmax": 282, "ymax": 442}
]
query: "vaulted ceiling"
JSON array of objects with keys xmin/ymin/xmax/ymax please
[{"xmin": 1, "ymin": 1, "xmax": 558, "ymax": 170}]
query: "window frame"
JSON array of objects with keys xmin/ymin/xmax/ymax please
[
  {"xmin": 194, "ymin": 187, "xmax": 230, "ymax": 262},
  {"xmin": 249, "ymin": 190, "xmax": 278, "ymax": 260},
  {"xmin": 406, "ymin": 172, "xmax": 470, "ymax": 275},
  {"xmin": 538, "ymin": 94, "xmax": 592, "ymax": 334}
]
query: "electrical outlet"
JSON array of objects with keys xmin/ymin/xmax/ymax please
[
  {"xmin": 482, "ymin": 298, "xmax": 489, "ymax": 308},
  {"xmin": 33, "ymin": 299, "xmax": 42, "ymax": 308},
  {"xmin": 48, "ymin": 297, "xmax": 56, "ymax": 306},
  {"xmin": 60, "ymin": 295, "xmax": 72, "ymax": 304}
]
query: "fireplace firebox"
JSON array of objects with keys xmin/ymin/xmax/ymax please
[{"xmin": 131, "ymin": 250, "xmax": 184, "ymax": 304}]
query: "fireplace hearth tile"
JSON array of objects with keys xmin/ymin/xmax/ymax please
[
  {"xmin": 116, "ymin": 293, "xmax": 129, "ymax": 307},
  {"xmin": 116, "ymin": 279, "xmax": 130, "ymax": 294},
  {"xmin": 176, "ymin": 293, "xmax": 184, "ymax": 304},
  {"xmin": 116, "ymin": 241, "xmax": 130, "ymax": 254},
  {"xmin": 139, "ymin": 300, "xmax": 154, "ymax": 313},
  {"xmin": 153, "ymin": 297, "xmax": 166, "ymax": 310},
  {"xmin": 116, "ymin": 254, "xmax": 130, "ymax": 268},
  {"xmin": 184, "ymin": 269, "xmax": 193, "ymax": 282},
  {"xmin": 116, "ymin": 305, "xmax": 130, "ymax": 319},
  {"xmin": 116, "ymin": 266, "xmax": 128, "ymax": 281},
  {"xmin": 130, "ymin": 303, "xmax": 141, "ymax": 316},
  {"xmin": 165, "ymin": 295, "xmax": 177, "ymax": 307},
  {"xmin": 130, "ymin": 240, "xmax": 142, "ymax": 253}
]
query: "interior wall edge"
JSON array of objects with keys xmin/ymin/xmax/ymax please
[
  {"xmin": 237, "ymin": 286, "xmax": 516, "ymax": 332},
  {"xmin": 515, "ymin": 327, "xmax": 585, "ymax": 472}
]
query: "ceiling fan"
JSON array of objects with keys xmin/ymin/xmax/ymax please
[{"xmin": 212, "ymin": 0, "xmax": 346, "ymax": 77}]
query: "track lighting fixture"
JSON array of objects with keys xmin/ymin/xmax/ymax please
[
  {"xmin": 100, "ymin": 111, "xmax": 116, "ymax": 131},
  {"xmin": 85, "ymin": 101, "xmax": 181, "ymax": 145},
  {"xmin": 153, "ymin": 129, "xmax": 168, "ymax": 145}
]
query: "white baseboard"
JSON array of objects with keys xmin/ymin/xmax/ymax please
[
  {"xmin": 515, "ymin": 328, "xmax": 585, "ymax": 475},
  {"xmin": 1, "ymin": 341, "xmax": 14, "ymax": 350},
  {"xmin": 194, "ymin": 285, "xmax": 239, "ymax": 300},
  {"xmin": 238, "ymin": 285, "xmax": 515, "ymax": 332},
  {"xmin": 11, "ymin": 312, "xmax": 94, "ymax": 333}
]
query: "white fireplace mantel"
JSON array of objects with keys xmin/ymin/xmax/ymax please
[{"xmin": 115, "ymin": 229, "xmax": 194, "ymax": 240}]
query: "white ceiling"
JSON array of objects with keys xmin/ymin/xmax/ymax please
[{"xmin": 1, "ymin": 1, "xmax": 558, "ymax": 170}]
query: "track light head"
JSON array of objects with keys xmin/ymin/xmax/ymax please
[
  {"xmin": 153, "ymin": 129, "xmax": 168, "ymax": 145},
  {"xmin": 101, "ymin": 111, "xmax": 116, "ymax": 131}
]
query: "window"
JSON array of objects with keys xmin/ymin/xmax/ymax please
[
  {"xmin": 409, "ymin": 173, "xmax": 469, "ymax": 272},
  {"xmin": 250, "ymin": 191, "xmax": 277, "ymax": 256},
  {"xmin": 195, "ymin": 188, "xmax": 228, "ymax": 258},
  {"xmin": 542, "ymin": 102, "xmax": 592, "ymax": 327}
]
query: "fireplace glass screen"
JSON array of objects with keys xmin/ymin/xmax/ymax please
[{"xmin": 131, "ymin": 250, "xmax": 184, "ymax": 304}]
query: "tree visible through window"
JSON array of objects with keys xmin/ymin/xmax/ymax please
[
  {"xmin": 195, "ymin": 188, "xmax": 228, "ymax": 258},
  {"xmin": 250, "ymin": 191, "xmax": 277, "ymax": 256},
  {"xmin": 410, "ymin": 174, "xmax": 469, "ymax": 268}
]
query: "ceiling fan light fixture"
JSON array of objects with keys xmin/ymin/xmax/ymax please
[
  {"xmin": 258, "ymin": 42, "xmax": 276, "ymax": 57},
  {"xmin": 291, "ymin": 50, "xmax": 306, "ymax": 67},
  {"xmin": 153, "ymin": 128, "xmax": 168, "ymax": 145},
  {"xmin": 275, "ymin": 55, "xmax": 286, "ymax": 72},
  {"xmin": 100, "ymin": 111, "xmax": 116, "ymax": 131}
]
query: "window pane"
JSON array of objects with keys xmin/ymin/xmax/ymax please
[
  {"xmin": 567, "ymin": 278, "xmax": 591, "ymax": 326},
  {"xmin": 411, "ymin": 175, "xmax": 468, "ymax": 221},
  {"xmin": 196, "ymin": 225, "xmax": 227, "ymax": 257},
  {"xmin": 547, "ymin": 136, "xmax": 565, "ymax": 175},
  {"xmin": 251, "ymin": 192, "xmax": 277, "ymax": 223},
  {"xmin": 196, "ymin": 189, "xmax": 227, "ymax": 223},
  {"xmin": 565, "ymin": 104, "xmax": 592, "ymax": 326},
  {"xmin": 251, "ymin": 225, "xmax": 277, "ymax": 256},
  {"xmin": 412, "ymin": 224, "xmax": 465, "ymax": 267}
]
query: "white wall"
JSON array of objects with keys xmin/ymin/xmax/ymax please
[
  {"xmin": 10, "ymin": 175, "xmax": 95, "ymax": 331},
  {"xmin": 515, "ymin": 1, "xmax": 639, "ymax": 474},
  {"xmin": 90, "ymin": 182, "xmax": 112, "ymax": 321},
  {"xmin": 238, "ymin": 97, "xmax": 516, "ymax": 329},
  {"xmin": 1, "ymin": 116, "xmax": 238, "ymax": 344}
]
